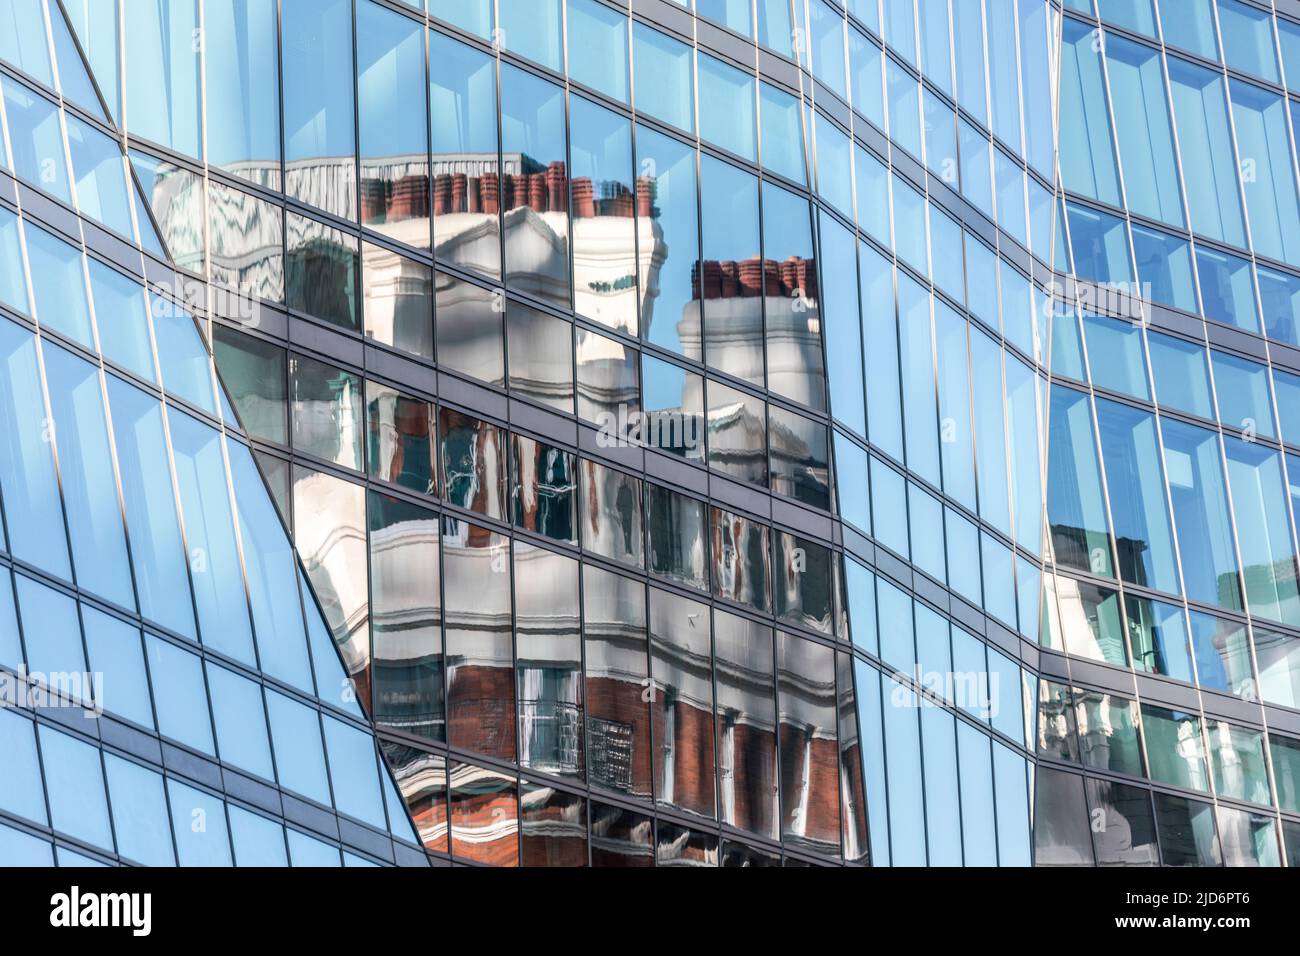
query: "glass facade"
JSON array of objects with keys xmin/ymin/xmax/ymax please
[{"xmin": 0, "ymin": 0, "xmax": 1299, "ymax": 869}]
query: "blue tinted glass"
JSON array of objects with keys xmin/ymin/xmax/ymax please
[
  {"xmin": 168, "ymin": 409, "xmax": 255, "ymax": 662},
  {"xmin": 918, "ymin": 0, "xmax": 951, "ymax": 93},
  {"xmin": 323, "ymin": 716, "xmax": 385, "ymax": 827},
  {"xmin": 16, "ymin": 574, "xmax": 86, "ymax": 680},
  {"xmin": 820, "ymin": 215, "xmax": 864, "ymax": 436},
  {"xmin": 104, "ymin": 754, "xmax": 174, "ymax": 866},
  {"xmin": 267, "ymin": 690, "xmax": 330, "ymax": 803},
  {"xmin": 1050, "ymin": 305, "xmax": 1085, "ymax": 381},
  {"xmin": 922, "ymin": 91, "xmax": 957, "ymax": 191},
  {"xmin": 0, "ymin": 710, "xmax": 45, "ymax": 825},
  {"xmin": 853, "ymin": 666, "xmax": 888, "ymax": 864},
  {"xmin": 760, "ymin": 82, "xmax": 805, "ymax": 184},
  {"xmin": 883, "ymin": 0, "xmax": 915, "ymax": 63},
  {"xmin": 430, "ymin": 0, "xmax": 491, "ymax": 38},
  {"xmin": 883, "ymin": 678, "xmax": 925, "ymax": 865},
  {"xmin": 1161, "ymin": 0, "xmax": 1218, "ymax": 59},
  {"xmin": 153, "ymin": 300, "xmax": 215, "ymax": 415},
  {"xmin": 1128, "ymin": 596, "xmax": 1193, "ymax": 682},
  {"xmin": 3, "ymin": 80, "xmax": 70, "ymax": 203},
  {"xmin": 168, "ymin": 780, "xmax": 233, "ymax": 865},
  {"xmin": 1066, "ymin": 202, "xmax": 1133, "ymax": 287},
  {"xmin": 633, "ymin": 23, "xmax": 693, "ymax": 132},
  {"xmin": 981, "ymin": 534, "xmax": 1017, "ymax": 626},
  {"xmin": 1282, "ymin": 19, "xmax": 1300, "ymax": 91},
  {"xmin": 1006, "ymin": 359, "xmax": 1044, "ymax": 557},
  {"xmin": 1218, "ymin": 0, "xmax": 1279, "ymax": 82},
  {"xmin": 1229, "ymin": 80, "xmax": 1300, "ymax": 267},
  {"xmin": 107, "ymin": 376, "xmax": 196, "ymax": 638},
  {"xmin": 1104, "ymin": 34, "xmax": 1181, "ymax": 226},
  {"xmin": 1223, "ymin": 439, "xmax": 1300, "ymax": 627},
  {"xmin": 1161, "ymin": 418, "xmax": 1243, "ymax": 611},
  {"xmin": 921, "ymin": 705, "xmax": 962, "ymax": 865},
  {"xmin": 814, "ymin": 114, "xmax": 853, "ymax": 217},
  {"xmin": 952, "ymin": 0, "xmax": 986, "ymax": 124},
  {"xmin": 227, "ymin": 442, "xmax": 313, "ymax": 693},
  {"xmin": 1212, "ymin": 351, "xmax": 1276, "ymax": 439},
  {"xmin": 1083, "ymin": 314, "xmax": 1149, "ymax": 400},
  {"xmin": 0, "ymin": 210, "xmax": 27, "ymax": 314},
  {"xmin": 229, "ymin": 806, "xmax": 287, "ymax": 866},
  {"xmin": 971, "ymin": 331, "xmax": 1011, "ymax": 535},
  {"xmin": 0, "ymin": 0, "xmax": 52, "ymax": 83},
  {"xmin": 898, "ymin": 274, "xmax": 939, "ymax": 485},
  {"xmin": 1197, "ymin": 246, "xmax": 1259, "ymax": 332},
  {"xmin": 0, "ymin": 824, "xmax": 51, "ymax": 865},
  {"xmin": 994, "ymin": 152, "xmax": 1027, "ymax": 247},
  {"xmin": 984, "ymin": 0, "xmax": 1020, "ymax": 149},
  {"xmin": 288, "ymin": 829, "xmax": 341, "ymax": 866},
  {"xmin": 122, "ymin": 0, "xmax": 201, "ymax": 157},
  {"xmin": 1059, "ymin": 20, "xmax": 1121, "ymax": 207},
  {"xmin": 872, "ymin": 460, "xmax": 908, "ymax": 554},
  {"xmin": 1131, "ymin": 225, "xmax": 1197, "ymax": 313},
  {"xmin": 499, "ymin": 0, "xmax": 562, "ymax": 71},
  {"xmin": 1096, "ymin": 398, "xmax": 1180, "ymax": 594},
  {"xmin": 65, "ymin": 116, "xmax": 133, "ymax": 237},
  {"xmin": 1275, "ymin": 369, "xmax": 1300, "ymax": 447},
  {"xmin": 891, "ymin": 173, "xmax": 926, "ymax": 269},
  {"xmin": 848, "ymin": 30, "xmax": 884, "ymax": 128},
  {"xmin": 44, "ymin": 345, "xmax": 135, "ymax": 609},
  {"xmin": 959, "ymin": 121, "xmax": 994, "ymax": 219},
  {"xmin": 886, "ymin": 58, "xmax": 921, "ymax": 158},
  {"xmin": 567, "ymin": 0, "xmax": 629, "ymax": 102},
  {"xmin": 946, "ymin": 510, "xmax": 982, "ymax": 603},
  {"xmin": 205, "ymin": 0, "xmax": 281, "ymax": 185},
  {"xmin": 757, "ymin": 0, "xmax": 793, "ymax": 55},
  {"xmin": 208, "ymin": 664, "xmax": 274, "ymax": 779},
  {"xmin": 877, "ymin": 577, "xmax": 915, "ymax": 672},
  {"xmin": 958, "ymin": 721, "xmax": 997, "ymax": 865},
  {"xmin": 1048, "ymin": 386, "xmax": 1113, "ymax": 577},
  {"xmin": 0, "ymin": 571, "xmax": 19, "ymax": 669},
  {"xmin": 88, "ymin": 260, "xmax": 155, "ymax": 381},
  {"xmin": 993, "ymin": 743, "xmax": 1031, "ymax": 865},
  {"xmin": 844, "ymin": 558, "xmax": 877, "ymax": 653},
  {"xmin": 1167, "ymin": 58, "xmax": 1245, "ymax": 248},
  {"xmin": 147, "ymin": 634, "xmax": 215, "ymax": 754},
  {"xmin": 698, "ymin": 53, "xmax": 756, "ymax": 160},
  {"xmin": 0, "ymin": 321, "xmax": 70, "ymax": 578},
  {"xmin": 282, "ymin": 0, "xmax": 355, "ymax": 219},
  {"xmin": 1259, "ymin": 266, "xmax": 1300, "ymax": 345},
  {"xmin": 855, "ymin": 146, "xmax": 889, "ymax": 243},
  {"xmin": 82, "ymin": 606, "xmax": 152, "ymax": 728},
  {"xmin": 1148, "ymin": 330, "xmax": 1213, "ymax": 418},
  {"xmin": 909, "ymin": 485, "xmax": 945, "ymax": 581},
  {"xmin": 1189, "ymin": 611, "xmax": 1253, "ymax": 696},
  {"xmin": 39, "ymin": 725, "xmax": 113, "ymax": 850},
  {"xmin": 25, "ymin": 223, "xmax": 92, "ymax": 347},
  {"xmin": 810, "ymin": 0, "xmax": 847, "ymax": 97}
]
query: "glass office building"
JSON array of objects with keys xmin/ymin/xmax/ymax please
[{"xmin": 1, "ymin": 0, "xmax": 1299, "ymax": 868}]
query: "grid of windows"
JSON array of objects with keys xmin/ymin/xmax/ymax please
[{"xmin": 3, "ymin": 0, "xmax": 1300, "ymax": 867}]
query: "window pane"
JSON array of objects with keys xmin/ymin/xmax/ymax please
[
  {"xmin": 1154, "ymin": 792, "xmax": 1221, "ymax": 866},
  {"xmin": 633, "ymin": 24, "xmax": 694, "ymax": 132},
  {"xmin": 514, "ymin": 544, "xmax": 581, "ymax": 779},
  {"xmin": 435, "ymin": 271, "xmax": 503, "ymax": 386},
  {"xmin": 362, "ymin": 242, "xmax": 433, "ymax": 361},
  {"xmin": 366, "ymin": 382, "xmax": 436, "ymax": 496},
  {"xmin": 506, "ymin": 300, "xmax": 574, "ymax": 414},
  {"xmin": 1161, "ymin": 418, "xmax": 1242, "ymax": 611},
  {"xmin": 358, "ymin": 0, "xmax": 429, "ymax": 245},
  {"xmin": 282, "ymin": 0, "xmax": 355, "ymax": 219},
  {"xmin": 369, "ymin": 491, "xmax": 443, "ymax": 742},
  {"xmin": 429, "ymin": 30, "xmax": 501, "ymax": 280},
  {"xmin": 205, "ymin": 0, "xmax": 281, "ymax": 189},
  {"xmin": 570, "ymin": 97, "xmax": 637, "ymax": 335},
  {"xmin": 650, "ymin": 587, "xmax": 715, "ymax": 819},
  {"xmin": 511, "ymin": 435, "xmax": 577, "ymax": 546},
  {"xmin": 1167, "ymin": 58, "xmax": 1245, "ymax": 248},
  {"xmin": 449, "ymin": 762, "xmax": 518, "ymax": 865},
  {"xmin": 443, "ymin": 522, "xmax": 514, "ymax": 761},
  {"xmin": 500, "ymin": 65, "xmax": 569, "ymax": 308},
  {"xmin": 647, "ymin": 484, "xmax": 708, "ymax": 591},
  {"xmin": 290, "ymin": 354, "xmax": 364, "ymax": 471}
]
